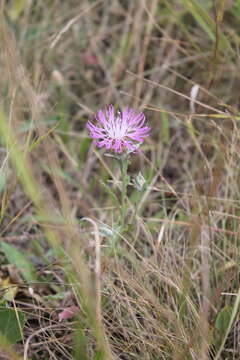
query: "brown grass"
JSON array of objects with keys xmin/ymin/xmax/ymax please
[{"xmin": 0, "ymin": 1, "xmax": 240, "ymax": 359}]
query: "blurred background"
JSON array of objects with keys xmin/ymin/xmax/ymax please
[{"xmin": 0, "ymin": 1, "xmax": 240, "ymax": 359}]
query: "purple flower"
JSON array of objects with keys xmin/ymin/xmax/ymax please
[{"xmin": 86, "ymin": 105, "xmax": 150, "ymax": 153}]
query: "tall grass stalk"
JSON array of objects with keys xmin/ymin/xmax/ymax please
[{"xmin": 0, "ymin": 106, "xmax": 114, "ymax": 359}]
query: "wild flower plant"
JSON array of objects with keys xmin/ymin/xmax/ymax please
[{"xmin": 87, "ymin": 105, "xmax": 150, "ymax": 237}]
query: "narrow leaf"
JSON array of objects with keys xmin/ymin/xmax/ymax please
[
  {"xmin": 0, "ymin": 308, "xmax": 25, "ymax": 344},
  {"xmin": 1, "ymin": 242, "xmax": 37, "ymax": 283}
]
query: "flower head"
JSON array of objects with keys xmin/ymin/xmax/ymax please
[{"xmin": 86, "ymin": 105, "xmax": 150, "ymax": 153}]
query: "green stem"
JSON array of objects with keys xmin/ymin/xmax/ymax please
[{"xmin": 119, "ymin": 154, "xmax": 130, "ymax": 231}]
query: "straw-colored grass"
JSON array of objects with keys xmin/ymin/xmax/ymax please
[{"xmin": 0, "ymin": 1, "xmax": 239, "ymax": 359}]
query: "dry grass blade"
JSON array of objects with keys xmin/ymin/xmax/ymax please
[{"xmin": 0, "ymin": 0, "xmax": 239, "ymax": 358}]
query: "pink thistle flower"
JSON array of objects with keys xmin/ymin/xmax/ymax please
[{"xmin": 86, "ymin": 105, "xmax": 150, "ymax": 153}]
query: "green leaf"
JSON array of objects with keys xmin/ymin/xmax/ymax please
[
  {"xmin": 214, "ymin": 305, "xmax": 233, "ymax": 351},
  {"xmin": 133, "ymin": 171, "xmax": 146, "ymax": 191},
  {"xmin": 215, "ymin": 306, "xmax": 232, "ymax": 334},
  {"xmin": 43, "ymin": 292, "xmax": 69, "ymax": 302},
  {"xmin": 0, "ymin": 308, "xmax": 25, "ymax": 344},
  {"xmin": 99, "ymin": 224, "xmax": 115, "ymax": 239},
  {"xmin": 1, "ymin": 242, "xmax": 37, "ymax": 283}
]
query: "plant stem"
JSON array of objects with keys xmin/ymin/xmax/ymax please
[{"xmin": 119, "ymin": 154, "xmax": 130, "ymax": 231}]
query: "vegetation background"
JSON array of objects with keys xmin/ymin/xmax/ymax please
[{"xmin": 0, "ymin": 0, "xmax": 239, "ymax": 359}]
